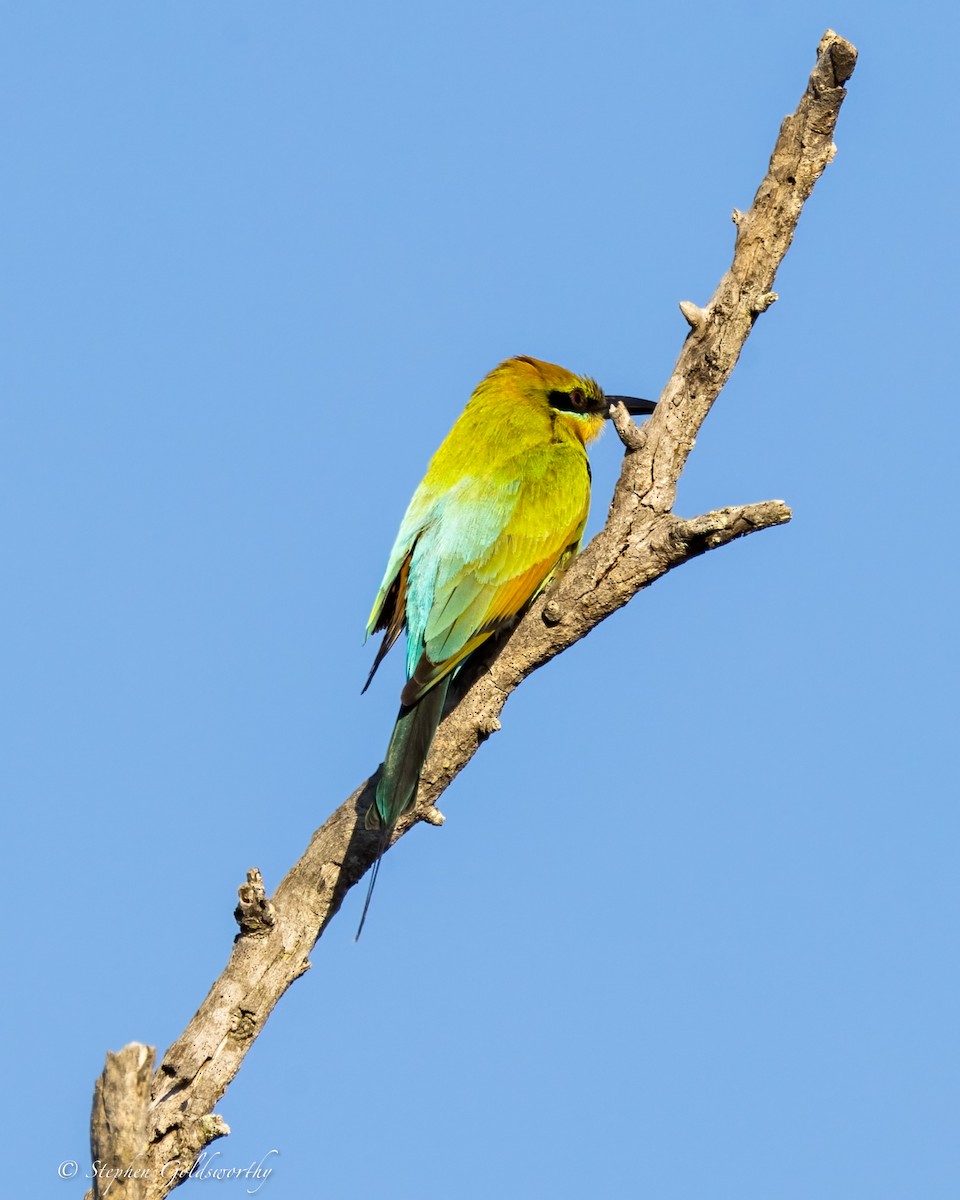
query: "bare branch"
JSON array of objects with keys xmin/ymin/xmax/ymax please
[
  {"xmin": 89, "ymin": 1043, "xmax": 164, "ymax": 1200},
  {"xmin": 631, "ymin": 27, "xmax": 857, "ymax": 515},
  {"xmin": 87, "ymin": 30, "xmax": 857, "ymax": 1197}
]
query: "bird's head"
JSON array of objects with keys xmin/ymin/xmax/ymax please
[{"xmin": 485, "ymin": 355, "xmax": 655, "ymax": 445}]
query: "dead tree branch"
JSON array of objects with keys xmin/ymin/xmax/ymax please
[{"xmin": 86, "ymin": 30, "xmax": 857, "ymax": 1198}]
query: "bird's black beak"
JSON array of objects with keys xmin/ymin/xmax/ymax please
[{"xmin": 607, "ymin": 395, "xmax": 657, "ymax": 416}]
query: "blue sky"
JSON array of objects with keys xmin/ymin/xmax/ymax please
[{"xmin": 4, "ymin": 2, "xmax": 958, "ymax": 1198}]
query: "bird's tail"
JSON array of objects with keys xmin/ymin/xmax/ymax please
[{"xmin": 355, "ymin": 676, "xmax": 451, "ymax": 939}]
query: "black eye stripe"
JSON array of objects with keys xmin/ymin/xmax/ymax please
[{"xmin": 547, "ymin": 387, "xmax": 596, "ymax": 414}]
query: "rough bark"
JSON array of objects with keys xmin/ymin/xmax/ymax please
[{"xmin": 86, "ymin": 30, "xmax": 857, "ymax": 1198}]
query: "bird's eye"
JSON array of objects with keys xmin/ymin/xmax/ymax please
[{"xmin": 569, "ymin": 387, "xmax": 586, "ymax": 410}]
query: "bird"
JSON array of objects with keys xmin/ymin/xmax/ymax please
[{"xmin": 356, "ymin": 355, "xmax": 655, "ymax": 936}]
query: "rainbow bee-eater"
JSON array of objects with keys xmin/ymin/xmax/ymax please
[{"xmin": 357, "ymin": 355, "xmax": 655, "ymax": 935}]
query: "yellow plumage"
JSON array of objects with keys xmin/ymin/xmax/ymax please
[
  {"xmin": 355, "ymin": 355, "xmax": 653, "ymax": 936},
  {"xmin": 365, "ymin": 356, "xmax": 605, "ymax": 706}
]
